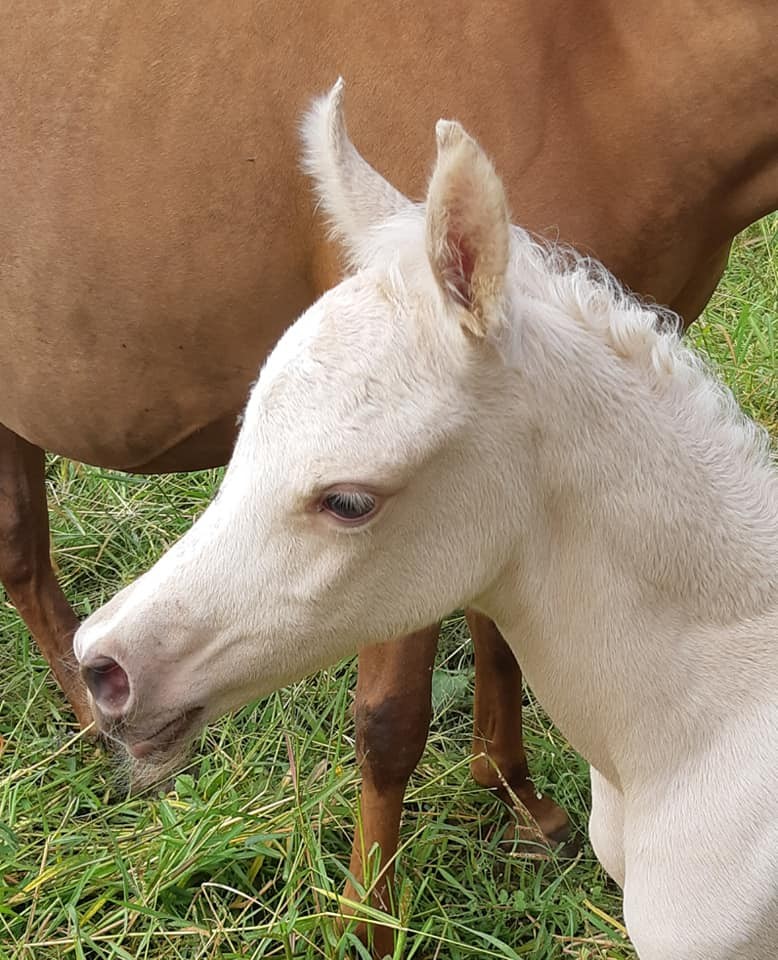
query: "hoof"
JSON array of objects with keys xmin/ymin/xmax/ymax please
[
  {"xmin": 544, "ymin": 818, "xmax": 580, "ymax": 859},
  {"xmin": 505, "ymin": 813, "xmax": 580, "ymax": 860},
  {"xmin": 498, "ymin": 781, "xmax": 579, "ymax": 858}
]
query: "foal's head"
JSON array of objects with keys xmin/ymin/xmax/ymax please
[{"xmin": 72, "ymin": 81, "xmax": 610, "ymax": 758}]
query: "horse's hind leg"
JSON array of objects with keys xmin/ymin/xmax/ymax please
[
  {"xmin": 343, "ymin": 625, "xmax": 438, "ymax": 958},
  {"xmin": 0, "ymin": 423, "xmax": 91, "ymax": 728},
  {"xmin": 467, "ymin": 610, "xmax": 571, "ymax": 846}
]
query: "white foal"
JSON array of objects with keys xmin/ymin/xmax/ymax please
[{"xmin": 75, "ymin": 81, "xmax": 778, "ymax": 958}]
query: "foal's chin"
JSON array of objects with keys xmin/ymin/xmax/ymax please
[{"xmin": 123, "ymin": 741, "xmax": 196, "ymax": 796}]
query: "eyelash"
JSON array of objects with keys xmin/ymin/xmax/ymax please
[{"xmin": 319, "ymin": 489, "xmax": 378, "ymax": 523}]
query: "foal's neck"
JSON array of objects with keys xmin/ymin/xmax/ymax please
[
  {"xmin": 544, "ymin": 358, "xmax": 776, "ymax": 618},
  {"xmin": 487, "ymin": 308, "xmax": 778, "ymax": 784}
]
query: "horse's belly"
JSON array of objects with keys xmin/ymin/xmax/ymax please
[
  {"xmin": 0, "ymin": 291, "xmax": 303, "ymax": 470},
  {"xmin": 0, "ymin": 0, "xmax": 737, "ymax": 473}
]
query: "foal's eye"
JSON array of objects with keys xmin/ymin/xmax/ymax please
[{"xmin": 320, "ymin": 489, "xmax": 377, "ymax": 523}]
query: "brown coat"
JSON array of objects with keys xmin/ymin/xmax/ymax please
[{"xmin": 3, "ymin": 1, "xmax": 776, "ymax": 472}]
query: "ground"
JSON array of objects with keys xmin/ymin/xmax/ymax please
[{"xmin": 1, "ymin": 215, "xmax": 775, "ymax": 959}]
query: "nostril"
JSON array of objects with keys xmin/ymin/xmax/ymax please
[{"xmin": 81, "ymin": 656, "xmax": 130, "ymax": 714}]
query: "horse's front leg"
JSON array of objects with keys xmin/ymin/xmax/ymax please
[
  {"xmin": 467, "ymin": 610, "xmax": 571, "ymax": 846},
  {"xmin": 0, "ymin": 424, "xmax": 92, "ymax": 729},
  {"xmin": 588, "ymin": 767, "xmax": 625, "ymax": 886},
  {"xmin": 342, "ymin": 625, "xmax": 438, "ymax": 957}
]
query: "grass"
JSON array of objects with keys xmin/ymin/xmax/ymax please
[{"xmin": 1, "ymin": 214, "xmax": 776, "ymax": 959}]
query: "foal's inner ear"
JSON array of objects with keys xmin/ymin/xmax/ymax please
[{"xmin": 425, "ymin": 121, "xmax": 510, "ymax": 338}]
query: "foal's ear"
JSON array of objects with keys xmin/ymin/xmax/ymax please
[
  {"xmin": 425, "ymin": 121, "xmax": 510, "ymax": 337},
  {"xmin": 302, "ymin": 78, "xmax": 412, "ymax": 267}
]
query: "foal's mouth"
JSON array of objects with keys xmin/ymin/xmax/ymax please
[{"xmin": 123, "ymin": 707, "xmax": 205, "ymax": 760}]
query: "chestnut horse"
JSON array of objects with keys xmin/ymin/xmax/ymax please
[{"xmin": 1, "ymin": 1, "xmax": 777, "ymax": 954}]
